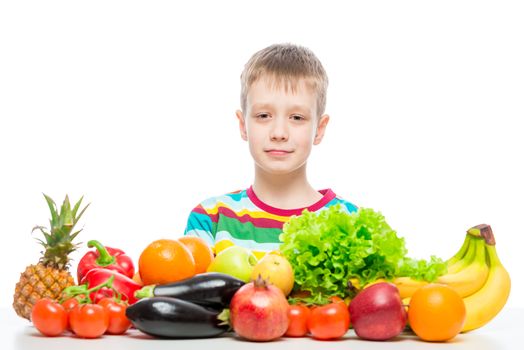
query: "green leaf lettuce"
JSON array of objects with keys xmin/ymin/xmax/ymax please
[{"xmin": 279, "ymin": 205, "xmax": 447, "ymax": 299}]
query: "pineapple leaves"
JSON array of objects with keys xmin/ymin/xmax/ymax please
[
  {"xmin": 40, "ymin": 194, "xmax": 90, "ymax": 235},
  {"xmin": 43, "ymin": 194, "xmax": 58, "ymax": 226},
  {"xmin": 70, "ymin": 229, "xmax": 82, "ymax": 242},
  {"xmin": 72, "ymin": 196, "xmax": 83, "ymax": 217},
  {"xmin": 74, "ymin": 201, "xmax": 90, "ymax": 225},
  {"xmin": 72, "ymin": 196, "xmax": 85, "ymax": 221},
  {"xmin": 32, "ymin": 225, "xmax": 53, "ymax": 246},
  {"xmin": 32, "ymin": 194, "xmax": 90, "ymax": 268},
  {"xmin": 59, "ymin": 195, "xmax": 73, "ymax": 230}
]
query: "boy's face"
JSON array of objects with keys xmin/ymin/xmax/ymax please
[{"xmin": 236, "ymin": 76, "xmax": 329, "ymax": 176}]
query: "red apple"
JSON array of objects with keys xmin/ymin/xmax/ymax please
[{"xmin": 349, "ymin": 282, "xmax": 407, "ymax": 341}]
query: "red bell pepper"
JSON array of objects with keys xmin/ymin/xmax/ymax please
[
  {"xmin": 81, "ymin": 268, "xmax": 141, "ymax": 304},
  {"xmin": 77, "ymin": 240, "xmax": 135, "ymax": 283}
]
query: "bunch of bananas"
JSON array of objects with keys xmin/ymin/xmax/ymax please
[{"xmin": 393, "ymin": 224, "xmax": 511, "ymax": 332}]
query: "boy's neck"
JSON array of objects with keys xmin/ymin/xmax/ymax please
[{"xmin": 252, "ymin": 166, "xmax": 323, "ymax": 210}]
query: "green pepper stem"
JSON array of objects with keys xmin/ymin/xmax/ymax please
[{"xmin": 88, "ymin": 240, "xmax": 116, "ymax": 266}]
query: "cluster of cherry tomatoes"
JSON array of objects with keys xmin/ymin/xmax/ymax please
[
  {"xmin": 31, "ymin": 297, "xmax": 131, "ymax": 338},
  {"xmin": 286, "ymin": 296, "xmax": 350, "ymax": 340}
]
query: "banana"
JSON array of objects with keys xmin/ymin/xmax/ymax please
[
  {"xmin": 394, "ymin": 239, "xmax": 481, "ymax": 299},
  {"xmin": 394, "ymin": 231, "xmax": 487, "ymax": 299},
  {"xmin": 447, "ymin": 234, "xmax": 476, "ymax": 274},
  {"xmin": 393, "ymin": 276, "xmax": 428, "ymax": 299},
  {"xmin": 393, "ymin": 237, "xmax": 473, "ymax": 298},
  {"xmin": 436, "ymin": 237, "xmax": 489, "ymax": 297},
  {"xmin": 362, "ymin": 278, "xmax": 387, "ymax": 289},
  {"xmin": 394, "ymin": 223, "xmax": 510, "ymax": 333},
  {"xmin": 446, "ymin": 233, "xmax": 472, "ymax": 271},
  {"xmin": 461, "ymin": 227, "xmax": 511, "ymax": 332}
]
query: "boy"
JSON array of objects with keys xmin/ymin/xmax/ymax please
[{"xmin": 184, "ymin": 43, "xmax": 357, "ymax": 258}]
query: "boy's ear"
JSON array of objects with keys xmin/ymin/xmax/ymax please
[
  {"xmin": 236, "ymin": 110, "xmax": 248, "ymax": 141},
  {"xmin": 313, "ymin": 114, "xmax": 330, "ymax": 145}
]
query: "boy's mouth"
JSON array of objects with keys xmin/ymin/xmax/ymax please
[{"xmin": 265, "ymin": 149, "xmax": 293, "ymax": 156}]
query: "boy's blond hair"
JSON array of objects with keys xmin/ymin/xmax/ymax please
[{"xmin": 240, "ymin": 43, "xmax": 328, "ymax": 118}]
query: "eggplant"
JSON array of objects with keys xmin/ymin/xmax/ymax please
[
  {"xmin": 126, "ymin": 297, "xmax": 229, "ymax": 338},
  {"xmin": 135, "ymin": 272, "xmax": 245, "ymax": 308}
]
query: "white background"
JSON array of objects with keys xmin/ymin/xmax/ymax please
[{"xmin": 1, "ymin": 0, "xmax": 522, "ymax": 309}]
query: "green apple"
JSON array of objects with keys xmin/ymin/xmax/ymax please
[{"xmin": 207, "ymin": 246, "xmax": 258, "ymax": 282}]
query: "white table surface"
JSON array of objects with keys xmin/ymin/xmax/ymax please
[{"xmin": 3, "ymin": 307, "xmax": 521, "ymax": 350}]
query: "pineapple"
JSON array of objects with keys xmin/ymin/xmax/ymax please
[{"xmin": 13, "ymin": 194, "xmax": 89, "ymax": 320}]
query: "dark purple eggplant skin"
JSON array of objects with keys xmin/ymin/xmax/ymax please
[
  {"xmin": 126, "ymin": 297, "xmax": 228, "ymax": 338},
  {"xmin": 148, "ymin": 272, "xmax": 245, "ymax": 308}
]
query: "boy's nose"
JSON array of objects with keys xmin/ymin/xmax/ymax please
[{"xmin": 270, "ymin": 118, "xmax": 289, "ymax": 141}]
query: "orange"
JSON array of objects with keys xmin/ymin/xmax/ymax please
[
  {"xmin": 408, "ymin": 283, "xmax": 466, "ymax": 342},
  {"xmin": 178, "ymin": 236, "xmax": 214, "ymax": 274},
  {"xmin": 139, "ymin": 239, "xmax": 196, "ymax": 285},
  {"xmin": 132, "ymin": 271, "xmax": 143, "ymax": 286}
]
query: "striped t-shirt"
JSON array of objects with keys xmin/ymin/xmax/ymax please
[{"xmin": 184, "ymin": 186, "xmax": 357, "ymax": 258}]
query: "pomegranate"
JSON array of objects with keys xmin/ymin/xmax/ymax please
[{"xmin": 229, "ymin": 275, "xmax": 290, "ymax": 341}]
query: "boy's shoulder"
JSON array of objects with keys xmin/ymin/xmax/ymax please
[
  {"xmin": 195, "ymin": 187, "xmax": 357, "ymax": 215},
  {"xmin": 196, "ymin": 189, "xmax": 250, "ymax": 211},
  {"xmin": 323, "ymin": 192, "xmax": 358, "ymax": 214}
]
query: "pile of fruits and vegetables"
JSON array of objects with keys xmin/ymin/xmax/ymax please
[{"xmin": 13, "ymin": 194, "xmax": 511, "ymax": 342}]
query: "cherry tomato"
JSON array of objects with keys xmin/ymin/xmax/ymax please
[
  {"xmin": 96, "ymin": 297, "xmax": 115, "ymax": 309},
  {"xmin": 97, "ymin": 298, "xmax": 131, "ymax": 335},
  {"xmin": 69, "ymin": 304, "xmax": 109, "ymax": 338},
  {"xmin": 307, "ymin": 300, "xmax": 350, "ymax": 340},
  {"xmin": 61, "ymin": 297, "xmax": 80, "ymax": 330},
  {"xmin": 285, "ymin": 304, "xmax": 311, "ymax": 337},
  {"xmin": 31, "ymin": 298, "xmax": 67, "ymax": 337},
  {"xmin": 329, "ymin": 296, "xmax": 344, "ymax": 304},
  {"xmin": 62, "ymin": 298, "xmax": 79, "ymax": 312}
]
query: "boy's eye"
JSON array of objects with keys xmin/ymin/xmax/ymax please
[
  {"xmin": 257, "ymin": 113, "xmax": 270, "ymax": 119},
  {"xmin": 291, "ymin": 115, "xmax": 304, "ymax": 121}
]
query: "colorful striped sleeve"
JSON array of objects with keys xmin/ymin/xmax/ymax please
[
  {"xmin": 183, "ymin": 203, "xmax": 216, "ymax": 247},
  {"xmin": 340, "ymin": 199, "xmax": 358, "ymax": 213}
]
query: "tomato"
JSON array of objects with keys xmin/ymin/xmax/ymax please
[
  {"xmin": 329, "ymin": 296, "xmax": 344, "ymax": 304},
  {"xmin": 69, "ymin": 304, "xmax": 109, "ymax": 338},
  {"xmin": 31, "ymin": 298, "xmax": 67, "ymax": 337},
  {"xmin": 96, "ymin": 297, "xmax": 115, "ymax": 309},
  {"xmin": 285, "ymin": 304, "xmax": 311, "ymax": 337},
  {"xmin": 62, "ymin": 298, "xmax": 79, "ymax": 312},
  {"xmin": 97, "ymin": 298, "xmax": 131, "ymax": 335},
  {"xmin": 61, "ymin": 297, "xmax": 80, "ymax": 330},
  {"xmin": 307, "ymin": 300, "xmax": 350, "ymax": 340}
]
